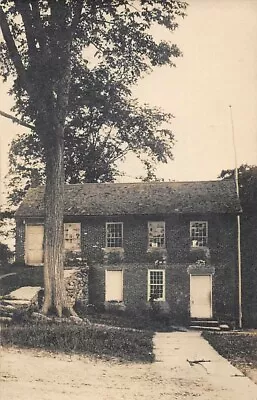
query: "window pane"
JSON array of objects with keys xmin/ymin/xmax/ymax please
[
  {"xmin": 190, "ymin": 221, "xmax": 208, "ymax": 247},
  {"xmin": 64, "ymin": 223, "xmax": 81, "ymax": 251},
  {"xmin": 148, "ymin": 222, "xmax": 165, "ymax": 248},
  {"xmin": 106, "ymin": 222, "xmax": 123, "ymax": 248},
  {"xmin": 148, "ymin": 270, "xmax": 165, "ymax": 300}
]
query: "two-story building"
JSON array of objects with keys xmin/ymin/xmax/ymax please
[{"xmin": 15, "ymin": 180, "xmax": 241, "ymax": 325}]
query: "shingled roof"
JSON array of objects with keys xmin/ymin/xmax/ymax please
[{"xmin": 15, "ymin": 180, "xmax": 241, "ymax": 217}]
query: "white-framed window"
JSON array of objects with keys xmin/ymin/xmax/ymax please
[
  {"xmin": 148, "ymin": 221, "xmax": 165, "ymax": 248},
  {"xmin": 64, "ymin": 223, "xmax": 81, "ymax": 251},
  {"xmin": 105, "ymin": 270, "xmax": 123, "ymax": 301},
  {"xmin": 148, "ymin": 269, "xmax": 165, "ymax": 301},
  {"xmin": 190, "ymin": 221, "xmax": 208, "ymax": 247},
  {"xmin": 106, "ymin": 222, "xmax": 123, "ymax": 248}
]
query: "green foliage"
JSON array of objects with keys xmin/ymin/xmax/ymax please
[
  {"xmin": 1, "ymin": 319, "xmax": 154, "ymax": 362},
  {"xmin": 0, "ymin": 1, "xmax": 187, "ymax": 206},
  {"xmin": 0, "ymin": 266, "xmax": 44, "ymax": 296},
  {"xmin": 145, "ymin": 249, "xmax": 167, "ymax": 264},
  {"xmin": 219, "ymin": 164, "xmax": 257, "ymax": 328},
  {"xmin": 0, "ymin": 242, "xmax": 13, "ymax": 265},
  {"xmin": 64, "ymin": 251, "xmax": 87, "ymax": 268},
  {"xmin": 219, "ymin": 164, "xmax": 257, "ymax": 213},
  {"xmin": 83, "ymin": 308, "xmax": 177, "ymax": 332},
  {"xmin": 188, "ymin": 247, "xmax": 210, "ymax": 263}
]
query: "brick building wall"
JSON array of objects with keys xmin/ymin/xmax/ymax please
[
  {"xmin": 89, "ymin": 261, "xmax": 237, "ymax": 323},
  {"xmin": 15, "ymin": 213, "xmax": 238, "ymax": 322}
]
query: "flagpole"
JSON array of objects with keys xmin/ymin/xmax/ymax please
[{"xmin": 229, "ymin": 105, "xmax": 242, "ymax": 329}]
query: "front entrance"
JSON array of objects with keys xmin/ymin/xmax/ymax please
[
  {"xmin": 190, "ymin": 274, "xmax": 212, "ymax": 318},
  {"xmin": 25, "ymin": 225, "xmax": 44, "ymax": 266}
]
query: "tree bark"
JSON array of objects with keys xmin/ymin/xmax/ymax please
[{"xmin": 41, "ymin": 128, "xmax": 66, "ymax": 317}]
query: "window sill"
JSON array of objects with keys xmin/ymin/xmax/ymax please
[
  {"xmin": 148, "ymin": 298, "xmax": 165, "ymax": 302},
  {"xmin": 190, "ymin": 245, "xmax": 209, "ymax": 251},
  {"xmin": 104, "ymin": 247, "xmax": 124, "ymax": 253},
  {"xmin": 147, "ymin": 247, "xmax": 167, "ymax": 253}
]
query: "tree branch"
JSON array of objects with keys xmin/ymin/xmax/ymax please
[
  {"xmin": 0, "ymin": 6, "xmax": 30, "ymax": 93},
  {"xmin": 14, "ymin": 0, "xmax": 37, "ymax": 60},
  {"xmin": 30, "ymin": 1, "xmax": 48, "ymax": 52},
  {"xmin": 0, "ymin": 110, "xmax": 35, "ymax": 130}
]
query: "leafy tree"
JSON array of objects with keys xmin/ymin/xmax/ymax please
[
  {"xmin": 219, "ymin": 164, "xmax": 257, "ymax": 213},
  {"xmin": 0, "ymin": 0, "xmax": 187, "ymax": 316},
  {"xmin": 0, "ymin": 210, "xmax": 14, "ymax": 265},
  {"xmin": 219, "ymin": 164, "xmax": 257, "ymax": 327}
]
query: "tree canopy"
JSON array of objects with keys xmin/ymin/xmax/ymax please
[{"xmin": 3, "ymin": 0, "xmax": 187, "ymax": 206}]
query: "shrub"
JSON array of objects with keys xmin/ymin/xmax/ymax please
[
  {"xmin": 145, "ymin": 249, "xmax": 167, "ymax": 264},
  {"xmin": 64, "ymin": 251, "xmax": 86, "ymax": 268},
  {"xmin": 0, "ymin": 243, "xmax": 13, "ymax": 266}
]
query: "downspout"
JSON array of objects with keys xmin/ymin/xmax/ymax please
[{"xmin": 229, "ymin": 105, "xmax": 242, "ymax": 328}]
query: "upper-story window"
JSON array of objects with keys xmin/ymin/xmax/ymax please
[
  {"xmin": 148, "ymin": 221, "xmax": 165, "ymax": 248},
  {"xmin": 190, "ymin": 221, "xmax": 208, "ymax": 247},
  {"xmin": 64, "ymin": 223, "xmax": 81, "ymax": 251},
  {"xmin": 106, "ymin": 222, "xmax": 123, "ymax": 248}
]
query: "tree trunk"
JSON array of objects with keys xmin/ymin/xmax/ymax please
[{"xmin": 41, "ymin": 128, "xmax": 67, "ymax": 317}]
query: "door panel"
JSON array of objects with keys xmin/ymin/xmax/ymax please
[
  {"xmin": 25, "ymin": 225, "xmax": 44, "ymax": 266},
  {"xmin": 190, "ymin": 275, "xmax": 212, "ymax": 318}
]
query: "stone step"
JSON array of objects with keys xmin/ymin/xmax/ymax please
[
  {"xmin": 190, "ymin": 325, "xmax": 221, "ymax": 331},
  {"xmin": 191, "ymin": 319, "xmax": 219, "ymax": 326},
  {"xmin": 190, "ymin": 319, "xmax": 220, "ymax": 331}
]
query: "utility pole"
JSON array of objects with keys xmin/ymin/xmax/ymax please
[{"xmin": 229, "ymin": 105, "xmax": 242, "ymax": 329}]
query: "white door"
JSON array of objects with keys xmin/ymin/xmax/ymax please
[
  {"xmin": 190, "ymin": 275, "xmax": 212, "ymax": 318},
  {"xmin": 25, "ymin": 225, "xmax": 44, "ymax": 266},
  {"xmin": 105, "ymin": 270, "xmax": 123, "ymax": 302}
]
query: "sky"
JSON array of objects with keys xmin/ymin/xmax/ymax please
[{"xmin": 0, "ymin": 0, "xmax": 257, "ymax": 200}]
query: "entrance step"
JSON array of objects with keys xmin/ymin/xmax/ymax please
[
  {"xmin": 190, "ymin": 319, "xmax": 231, "ymax": 331},
  {"xmin": 190, "ymin": 325, "xmax": 221, "ymax": 331},
  {"xmin": 190, "ymin": 319, "xmax": 219, "ymax": 331},
  {"xmin": 191, "ymin": 319, "xmax": 219, "ymax": 326}
]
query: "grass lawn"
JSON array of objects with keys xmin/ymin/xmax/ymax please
[
  {"xmin": 79, "ymin": 309, "xmax": 176, "ymax": 332},
  {"xmin": 1, "ymin": 319, "xmax": 154, "ymax": 363},
  {"xmin": 203, "ymin": 331, "xmax": 257, "ymax": 383}
]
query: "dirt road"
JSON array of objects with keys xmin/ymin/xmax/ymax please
[{"xmin": 1, "ymin": 331, "xmax": 257, "ymax": 399}]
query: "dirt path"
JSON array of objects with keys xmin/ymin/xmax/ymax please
[{"xmin": 1, "ymin": 332, "xmax": 257, "ymax": 400}]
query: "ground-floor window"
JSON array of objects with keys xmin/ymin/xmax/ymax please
[
  {"xmin": 105, "ymin": 270, "xmax": 123, "ymax": 302},
  {"xmin": 148, "ymin": 269, "xmax": 165, "ymax": 301}
]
